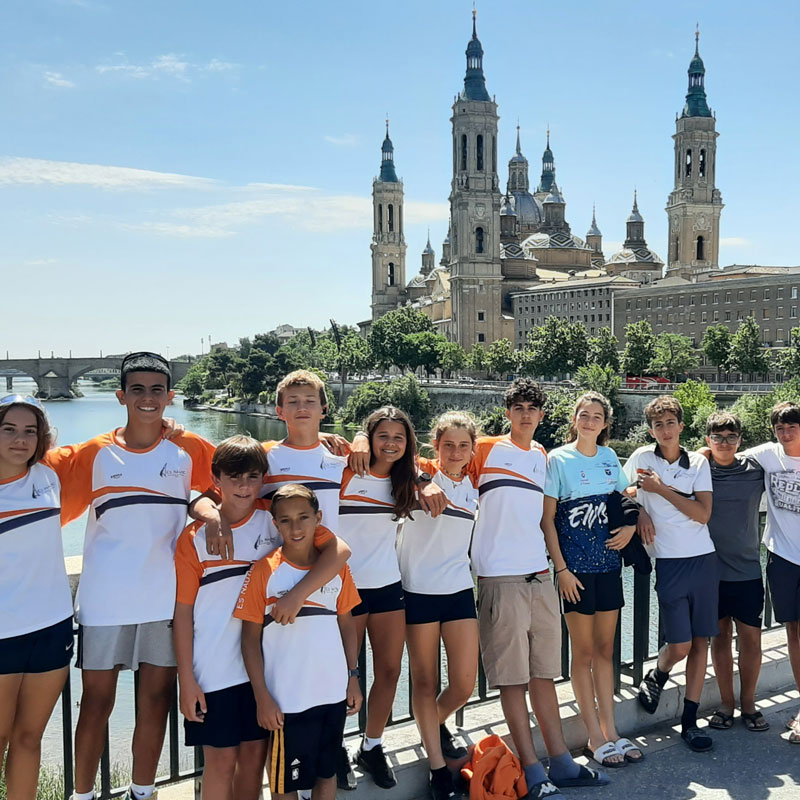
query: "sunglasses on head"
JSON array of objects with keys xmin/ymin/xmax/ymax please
[
  {"xmin": 121, "ymin": 351, "xmax": 170, "ymax": 368},
  {"xmin": 0, "ymin": 394, "xmax": 45, "ymax": 411}
]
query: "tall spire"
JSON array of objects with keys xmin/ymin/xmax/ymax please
[
  {"xmin": 625, "ymin": 190, "xmax": 646, "ymax": 246},
  {"xmin": 461, "ymin": 7, "xmax": 491, "ymax": 101},
  {"xmin": 515, "ymin": 123, "xmax": 521, "ymax": 156},
  {"xmin": 628, "ymin": 189, "xmax": 643, "ymax": 222},
  {"xmin": 379, "ymin": 117, "xmax": 398, "ymax": 182},
  {"xmin": 587, "ymin": 203, "xmax": 601, "ymax": 236},
  {"xmin": 539, "ymin": 128, "xmax": 555, "ymax": 193},
  {"xmin": 683, "ymin": 27, "xmax": 711, "ymax": 118}
]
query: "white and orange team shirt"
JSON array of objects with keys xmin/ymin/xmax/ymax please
[
  {"xmin": 0, "ymin": 460, "xmax": 73, "ymax": 638},
  {"xmin": 396, "ymin": 458, "xmax": 478, "ymax": 595},
  {"xmin": 261, "ymin": 441, "xmax": 347, "ymax": 535},
  {"xmin": 175, "ymin": 502, "xmax": 333, "ymax": 693},
  {"xmin": 468, "ymin": 435, "xmax": 549, "ymax": 578},
  {"xmin": 46, "ymin": 430, "xmax": 215, "ymax": 627},
  {"xmin": 338, "ymin": 468, "xmax": 401, "ymax": 589},
  {"xmin": 234, "ymin": 549, "xmax": 360, "ymax": 713}
]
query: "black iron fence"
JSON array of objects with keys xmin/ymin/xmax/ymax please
[{"xmin": 56, "ymin": 513, "xmax": 782, "ymax": 799}]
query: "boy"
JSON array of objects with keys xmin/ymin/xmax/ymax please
[
  {"xmin": 51, "ymin": 353, "xmax": 216, "ymax": 800},
  {"xmin": 623, "ymin": 396, "xmax": 717, "ymax": 752},
  {"xmin": 469, "ymin": 378, "xmax": 608, "ymax": 798},
  {"xmin": 738, "ymin": 401, "xmax": 800, "ymax": 741},
  {"xmin": 235, "ymin": 484, "xmax": 362, "ymax": 800},
  {"xmin": 701, "ymin": 412, "xmax": 768, "ymax": 732},
  {"xmin": 174, "ymin": 436, "xmax": 348, "ymax": 799}
]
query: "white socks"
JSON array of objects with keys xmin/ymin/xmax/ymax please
[
  {"xmin": 363, "ymin": 735, "xmax": 382, "ymax": 751},
  {"xmin": 130, "ymin": 784, "xmax": 155, "ymax": 799},
  {"xmin": 72, "ymin": 792, "xmax": 95, "ymax": 800}
]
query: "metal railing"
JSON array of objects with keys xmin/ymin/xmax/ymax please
[{"xmin": 56, "ymin": 513, "xmax": 782, "ymax": 799}]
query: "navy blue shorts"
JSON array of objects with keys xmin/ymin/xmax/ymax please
[
  {"xmin": 0, "ymin": 617, "xmax": 74, "ymax": 675},
  {"xmin": 269, "ymin": 701, "xmax": 347, "ymax": 792},
  {"xmin": 766, "ymin": 552, "xmax": 800, "ymax": 623},
  {"xmin": 351, "ymin": 581, "xmax": 405, "ymax": 617},
  {"xmin": 562, "ymin": 570, "xmax": 624, "ymax": 616},
  {"xmin": 404, "ymin": 588, "xmax": 477, "ymax": 625},
  {"xmin": 656, "ymin": 552, "xmax": 720, "ymax": 643},
  {"xmin": 184, "ymin": 681, "xmax": 267, "ymax": 749},
  {"xmin": 718, "ymin": 577, "xmax": 764, "ymax": 629}
]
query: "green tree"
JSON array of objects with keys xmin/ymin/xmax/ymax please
[
  {"xmin": 478, "ymin": 406, "xmax": 510, "ymax": 436},
  {"xmin": 238, "ymin": 336, "xmax": 252, "ymax": 359},
  {"xmin": 701, "ymin": 324, "xmax": 733, "ymax": 379},
  {"xmin": 341, "ymin": 382, "xmax": 390, "ymax": 426},
  {"xmin": 485, "ymin": 338, "xmax": 516, "ymax": 380},
  {"xmin": 728, "ymin": 315, "xmax": 770, "ymax": 379},
  {"xmin": 369, "ymin": 307, "xmax": 433, "ymax": 371},
  {"xmin": 650, "ymin": 332, "xmax": 698, "ymax": 381},
  {"xmin": 731, "ymin": 377, "xmax": 800, "ymax": 447},
  {"xmin": 621, "ymin": 320, "xmax": 656, "ymax": 376},
  {"xmin": 523, "ymin": 317, "xmax": 588, "ymax": 378},
  {"xmin": 575, "ymin": 364, "xmax": 621, "ymax": 407},
  {"xmin": 340, "ymin": 332, "xmax": 375, "ymax": 377},
  {"xmin": 251, "ymin": 333, "xmax": 281, "ymax": 355},
  {"xmin": 535, "ymin": 387, "xmax": 579, "ymax": 449},
  {"xmin": 341, "ymin": 375, "xmax": 431, "ymax": 429},
  {"xmin": 673, "ymin": 380, "xmax": 718, "ymax": 447},
  {"xmin": 772, "ymin": 327, "xmax": 800, "ymax": 376},
  {"xmin": 180, "ymin": 361, "xmax": 208, "ymax": 399},
  {"xmin": 404, "ymin": 331, "xmax": 446, "ymax": 379},
  {"xmin": 437, "ymin": 340, "xmax": 466, "ymax": 377},
  {"xmin": 587, "ymin": 328, "xmax": 620, "ymax": 371},
  {"xmin": 468, "ymin": 344, "xmax": 488, "ymax": 376}
]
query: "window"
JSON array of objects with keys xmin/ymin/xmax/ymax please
[
  {"xmin": 793, "ymin": 287, "xmax": 799, "ymax": 300},
  {"xmin": 657, "ymin": 299, "xmax": 663, "ymax": 308},
  {"xmin": 750, "ymin": 289, "xmax": 757, "ymax": 301},
  {"xmin": 388, "ymin": 203, "xmax": 394, "ymax": 232},
  {"xmin": 725, "ymin": 291, "xmax": 731, "ymax": 303},
  {"xmin": 778, "ymin": 307, "xmax": 784, "ymax": 318},
  {"xmin": 646, "ymin": 299, "xmax": 652, "ymax": 309},
  {"xmin": 701, "ymin": 311, "xmax": 708, "ymax": 322},
  {"xmin": 477, "ymin": 333, "xmax": 485, "ymax": 343},
  {"xmin": 697, "ymin": 236, "xmax": 705, "ymax": 261},
  {"xmin": 690, "ymin": 296, "xmax": 696, "ymax": 306},
  {"xmin": 378, "ymin": 204, "xmax": 383, "ymax": 233},
  {"xmin": 387, "ymin": 263, "xmax": 395, "ymax": 286},
  {"xmin": 475, "ymin": 227, "xmax": 484, "ymax": 254},
  {"xmin": 778, "ymin": 287, "xmax": 784, "ymax": 299},
  {"xmin": 764, "ymin": 289, "xmax": 770, "ymax": 300},
  {"xmin": 699, "ymin": 148, "xmax": 706, "ymax": 177},
  {"xmin": 460, "ymin": 134, "xmax": 467, "ymax": 171},
  {"xmin": 713, "ymin": 310, "xmax": 719, "ymax": 321},
  {"xmin": 725, "ymin": 311, "xmax": 731, "ymax": 321},
  {"xmin": 763, "ymin": 309, "xmax": 770, "ymax": 320},
  {"xmin": 657, "ymin": 314, "xmax": 663, "ymax": 325},
  {"xmin": 737, "ymin": 291, "xmax": 744, "ymax": 302},
  {"xmin": 737, "ymin": 310, "xmax": 744, "ymax": 320},
  {"xmin": 477, "ymin": 311, "xmax": 485, "ymax": 321},
  {"xmin": 476, "ymin": 134, "xmax": 484, "ymax": 171},
  {"xmin": 685, "ymin": 148, "xmax": 692, "ymax": 177},
  {"xmin": 778, "ymin": 329, "xmax": 785, "ymax": 343},
  {"xmin": 713, "ymin": 293, "xmax": 719, "ymax": 304}
]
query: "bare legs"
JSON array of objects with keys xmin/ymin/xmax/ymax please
[
  {"xmin": 201, "ymin": 739, "xmax": 267, "ymax": 800},
  {"xmin": 711, "ymin": 618, "xmax": 762, "ymax": 715}
]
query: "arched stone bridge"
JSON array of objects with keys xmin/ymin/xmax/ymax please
[{"xmin": 0, "ymin": 357, "xmax": 193, "ymax": 399}]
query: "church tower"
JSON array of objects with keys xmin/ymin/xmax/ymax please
[
  {"xmin": 448, "ymin": 9, "xmax": 503, "ymax": 348},
  {"xmin": 535, "ymin": 129, "xmax": 556, "ymax": 199},
  {"xmin": 665, "ymin": 30, "xmax": 723, "ymax": 279},
  {"xmin": 370, "ymin": 121, "xmax": 407, "ymax": 320},
  {"xmin": 586, "ymin": 205, "xmax": 604, "ymax": 266}
]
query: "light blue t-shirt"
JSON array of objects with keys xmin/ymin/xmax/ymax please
[{"xmin": 544, "ymin": 443, "xmax": 629, "ymax": 501}]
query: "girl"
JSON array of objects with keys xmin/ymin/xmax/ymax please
[
  {"xmin": 397, "ymin": 412, "xmax": 479, "ymax": 800},
  {"xmin": 541, "ymin": 392, "xmax": 644, "ymax": 768},
  {"xmin": 338, "ymin": 406, "xmax": 418, "ymax": 790},
  {"xmin": 0, "ymin": 395, "xmax": 74, "ymax": 800}
]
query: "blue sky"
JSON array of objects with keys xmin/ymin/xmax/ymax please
[{"xmin": 1, "ymin": 0, "xmax": 798, "ymax": 358}]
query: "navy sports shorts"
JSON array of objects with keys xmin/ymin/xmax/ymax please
[
  {"xmin": 0, "ymin": 617, "xmax": 74, "ymax": 675},
  {"xmin": 766, "ymin": 552, "xmax": 800, "ymax": 624},
  {"xmin": 718, "ymin": 577, "xmax": 764, "ymax": 629},
  {"xmin": 351, "ymin": 581, "xmax": 405, "ymax": 617},
  {"xmin": 404, "ymin": 587, "xmax": 476, "ymax": 625},
  {"xmin": 184, "ymin": 681, "xmax": 267, "ymax": 749},
  {"xmin": 561, "ymin": 569, "xmax": 624, "ymax": 616}
]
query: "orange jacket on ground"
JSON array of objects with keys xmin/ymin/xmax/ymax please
[{"xmin": 460, "ymin": 734, "xmax": 528, "ymax": 800}]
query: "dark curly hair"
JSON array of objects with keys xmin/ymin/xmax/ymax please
[
  {"xmin": 364, "ymin": 406, "xmax": 418, "ymax": 520},
  {"xmin": 504, "ymin": 377, "xmax": 546, "ymax": 410}
]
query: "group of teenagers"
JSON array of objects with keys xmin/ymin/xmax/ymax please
[{"xmin": 2, "ymin": 351, "xmax": 800, "ymax": 800}]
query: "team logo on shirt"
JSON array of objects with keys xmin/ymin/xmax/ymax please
[
  {"xmin": 159, "ymin": 463, "xmax": 187, "ymax": 478},
  {"xmin": 770, "ymin": 470, "xmax": 800, "ymax": 514},
  {"xmin": 320, "ymin": 457, "xmax": 341, "ymax": 470},
  {"xmin": 319, "ymin": 584, "xmax": 340, "ymax": 595},
  {"xmin": 110, "ymin": 472, "xmax": 123, "ymax": 479},
  {"xmin": 566, "ymin": 500, "xmax": 608, "ymax": 529},
  {"xmin": 31, "ymin": 481, "xmax": 57, "ymax": 498}
]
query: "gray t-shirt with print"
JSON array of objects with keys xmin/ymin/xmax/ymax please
[{"xmin": 708, "ymin": 454, "xmax": 765, "ymax": 581}]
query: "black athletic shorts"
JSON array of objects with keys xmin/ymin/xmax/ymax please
[
  {"xmin": 767, "ymin": 552, "xmax": 800, "ymax": 623},
  {"xmin": 351, "ymin": 581, "xmax": 405, "ymax": 617},
  {"xmin": 0, "ymin": 617, "xmax": 74, "ymax": 675},
  {"xmin": 655, "ymin": 552, "xmax": 720, "ymax": 643},
  {"xmin": 404, "ymin": 587, "xmax": 477, "ymax": 625},
  {"xmin": 718, "ymin": 577, "xmax": 764, "ymax": 629},
  {"xmin": 268, "ymin": 700, "xmax": 347, "ymax": 792},
  {"xmin": 184, "ymin": 681, "xmax": 267, "ymax": 749},
  {"xmin": 562, "ymin": 570, "xmax": 624, "ymax": 615}
]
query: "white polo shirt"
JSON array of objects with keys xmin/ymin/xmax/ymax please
[
  {"xmin": 743, "ymin": 442, "xmax": 800, "ymax": 566},
  {"xmin": 623, "ymin": 444, "xmax": 714, "ymax": 560}
]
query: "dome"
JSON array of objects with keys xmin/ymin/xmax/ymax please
[
  {"xmin": 510, "ymin": 192, "xmax": 543, "ymax": 224},
  {"xmin": 544, "ymin": 182, "xmax": 564, "ymax": 204},
  {"xmin": 522, "ymin": 231, "xmax": 592, "ymax": 252},
  {"xmin": 606, "ymin": 246, "xmax": 664, "ymax": 266}
]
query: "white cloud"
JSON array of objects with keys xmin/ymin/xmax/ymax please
[
  {"xmin": 324, "ymin": 134, "xmax": 359, "ymax": 147},
  {"xmin": 720, "ymin": 237, "xmax": 751, "ymax": 247},
  {"xmin": 24, "ymin": 258, "xmax": 59, "ymax": 266},
  {"xmin": 118, "ymin": 221, "xmax": 234, "ymax": 238},
  {"xmin": 95, "ymin": 54, "xmax": 237, "ymax": 82},
  {"xmin": 44, "ymin": 71, "xmax": 76, "ymax": 89},
  {"xmin": 0, "ymin": 157, "xmax": 216, "ymax": 191}
]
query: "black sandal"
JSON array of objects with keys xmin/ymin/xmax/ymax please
[
  {"xmin": 742, "ymin": 711, "xmax": 769, "ymax": 732},
  {"xmin": 681, "ymin": 727, "xmax": 713, "ymax": 752},
  {"xmin": 709, "ymin": 709, "xmax": 734, "ymax": 729}
]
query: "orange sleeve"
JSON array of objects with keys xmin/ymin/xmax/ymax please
[
  {"xmin": 177, "ymin": 432, "xmax": 215, "ymax": 493},
  {"xmin": 467, "ymin": 438, "xmax": 496, "ymax": 485},
  {"xmin": 175, "ymin": 523, "xmax": 204, "ymax": 605},
  {"xmin": 43, "ymin": 433, "xmax": 110, "ymax": 525},
  {"xmin": 234, "ymin": 558, "xmax": 270, "ymax": 623},
  {"xmin": 339, "ymin": 467, "xmax": 355, "ymax": 499},
  {"xmin": 313, "ymin": 524, "xmax": 334, "ymax": 548},
  {"xmin": 336, "ymin": 565, "xmax": 361, "ymax": 615},
  {"xmin": 417, "ymin": 456, "xmax": 439, "ymax": 476}
]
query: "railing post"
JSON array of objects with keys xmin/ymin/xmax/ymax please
[
  {"xmin": 62, "ymin": 673, "xmax": 74, "ymax": 799},
  {"xmin": 631, "ymin": 568, "xmax": 651, "ymax": 686}
]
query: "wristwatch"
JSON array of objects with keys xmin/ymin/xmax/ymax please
[
  {"xmin": 415, "ymin": 472, "xmax": 433, "ymax": 486},
  {"xmin": 348, "ymin": 667, "xmax": 361, "ymax": 678}
]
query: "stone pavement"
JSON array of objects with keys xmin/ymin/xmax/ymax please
[{"xmin": 563, "ymin": 684, "xmax": 800, "ymax": 800}]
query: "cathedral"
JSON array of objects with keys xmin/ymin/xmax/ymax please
[{"xmin": 368, "ymin": 13, "xmax": 721, "ymax": 350}]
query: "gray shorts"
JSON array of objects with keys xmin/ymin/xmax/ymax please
[
  {"xmin": 76, "ymin": 620, "xmax": 176, "ymax": 671},
  {"xmin": 655, "ymin": 552, "xmax": 720, "ymax": 644},
  {"xmin": 477, "ymin": 573, "xmax": 562, "ymax": 687}
]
